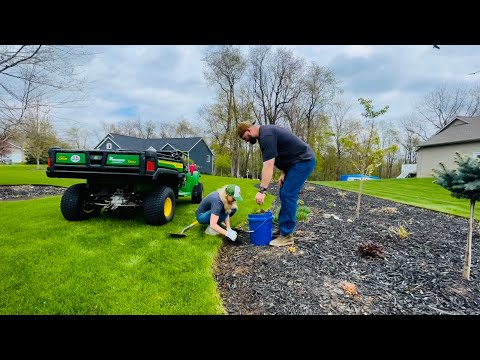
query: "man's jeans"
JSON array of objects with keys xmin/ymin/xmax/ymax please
[
  {"xmin": 278, "ymin": 158, "xmax": 316, "ymax": 236},
  {"xmin": 196, "ymin": 208, "xmax": 237, "ymax": 225}
]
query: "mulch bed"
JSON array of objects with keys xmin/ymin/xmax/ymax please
[{"xmin": 214, "ymin": 183, "xmax": 480, "ymax": 315}]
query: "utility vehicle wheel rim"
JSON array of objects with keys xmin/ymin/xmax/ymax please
[{"xmin": 164, "ymin": 197, "xmax": 173, "ymax": 217}]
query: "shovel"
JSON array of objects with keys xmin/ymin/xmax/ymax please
[{"xmin": 169, "ymin": 220, "xmax": 199, "ymax": 238}]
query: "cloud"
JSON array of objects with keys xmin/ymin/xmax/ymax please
[{"xmin": 50, "ymin": 45, "xmax": 480, "ymax": 144}]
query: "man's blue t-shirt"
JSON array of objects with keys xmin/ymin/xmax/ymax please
[{"xmin": 259, "ymin": 125, "xmax": 315, "ymax": 171}]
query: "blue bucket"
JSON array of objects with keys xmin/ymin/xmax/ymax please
[{"xmin": 248, "ymin": 212, "xmax": 273, "ymax": 246}]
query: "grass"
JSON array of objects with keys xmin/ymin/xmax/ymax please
[
  {"xmin": 312, "ymin": 177, "xmax": 478, "ymax": 220},
  {"xmin": 0, "ymin": 165, "xmax": 273, "ymax": 314}
]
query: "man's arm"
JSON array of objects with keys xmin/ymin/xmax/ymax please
[{"xmin": 260, "ymin": 158, "xmax": 275, "ymax": 190}]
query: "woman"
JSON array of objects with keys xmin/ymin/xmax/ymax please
[{"xmin": 195, "ymin": 184, "xmax": 242, "ymax": 241}]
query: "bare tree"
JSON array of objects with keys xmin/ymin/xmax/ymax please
[
  {"xmin": 203, "ymin": 45, "xmax": 247, "ymax": 176},
  {"xmin": 23, "ymin": 104, "xmax": 57, "ymax": 169},
  {"xmin": 377, "ymin": 120, "xmax": 401, "ymax": 178},
  {"xmin": 288, "ymin": 63, "xmax": 341, "ymax": 141},
  {"xmin": 172, "ymin": 117, "xmax": 200, "ymax": 138},
  {"xmin": 101, "ymin": 117, "xmax": 160, "ymax": 139},
  {"xmin": 248, "ymin": 46, "xmax": 304, "ymax": 126},
  {"xmin": 327, "ymin": 97, "xmax": 361, "ymax": 180},
  {"xmin": 415, "ymin": 84, "xmax": 480, "ymax": 132},
  {"xmin": 0, "ymin": 45, "xmax": 90, "ymax": 148},
  {"xmin": 399, "ymin": 114, "xmax": 422, "ymax": 164},
  {"xmin": 64, "ymin": 126, "xmax": 94, "ymax": 149}
]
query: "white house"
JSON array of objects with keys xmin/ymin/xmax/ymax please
[{"xmin": 1, "ymin": 142, "xmax": 25, "ymax": 164}]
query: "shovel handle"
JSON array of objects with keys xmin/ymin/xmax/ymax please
[{"xmin": 181, "ymin": 220, "xmax": 199, "ymax": 233}]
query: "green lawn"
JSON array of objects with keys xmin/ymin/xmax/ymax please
[
  {"xmin": 0, "ymin": 165, "xmax": 273, "ymax": 314},
  {"xmin": 313, "ymin": 177, "xmax": 477, "ymax": 220}
]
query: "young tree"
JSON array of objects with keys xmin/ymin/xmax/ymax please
[
  {"xmin": 433, "ymin": 152, "xmax": 480, "ymax": 280},
  {"xmin": 340, "ymin": 98, "xmax": 398, "ymax": 219}
]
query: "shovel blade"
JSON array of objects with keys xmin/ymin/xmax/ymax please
[{"xmin": 169, "ymin": 233, "xmax": 187, "ymax": 238}]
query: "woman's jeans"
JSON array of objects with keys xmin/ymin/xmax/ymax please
[
  {"xmin": 196, "ymin": 208, "xmax": 237, "ymax": 225},
  {"xmin": 278, "ymin": 158, "xmax": 316, "ymax": 236}
]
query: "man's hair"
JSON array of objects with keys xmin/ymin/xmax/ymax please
[{"xmin": 237, "ymin": 120, "xmax": 256, "ymax": 138}]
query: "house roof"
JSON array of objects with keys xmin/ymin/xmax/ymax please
[
  {"xmin": 95, "ymin": 133, "xmax": 213, "ymax": 155},
  {"xmin": 418, "ymin": 115, "xmax": 480, "ymax": 148}
]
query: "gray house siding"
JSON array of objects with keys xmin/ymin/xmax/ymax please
[
  {"xmin": 188, "ymin": 139, "xmax": 213, "ymax": 174},
  {"xmin": 416, "ymin": 116, "xmax": 480, "ymax": 178},
  {"xmin": 94, "ymin": 134, "xmax": 214, "ymax": 174},
  {"xmin": 417, "ymin": 142, "xmax": 480, "ymax": 177}
]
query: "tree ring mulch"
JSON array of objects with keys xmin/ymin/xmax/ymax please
[
  {"xmin": 214, "ymin": 183, "xmax": 480, "ymax": 315},
  {"xmin": 0, "ymin": 185, "xmax": 66, "ymax": 201}
]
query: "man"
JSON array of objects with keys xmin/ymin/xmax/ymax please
[{"xmin": 237, "ymin": 122, "xmax": 316, "ymax": 247}]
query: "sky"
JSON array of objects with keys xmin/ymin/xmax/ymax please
[{"xmin": 52, "ymin": 45, "xmax": 480, "ymax": 147}]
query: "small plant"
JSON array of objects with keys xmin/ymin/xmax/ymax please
[
  {"xmin": 337, "ymin": 190, "xmax": 347, "ymax": 199},
  {"xmin": 389, "ymin": 224, "xmax": 411, "ymax": 240},
  {"xmin": 358, "ymin": 240, "xmax": 384, "ymax": 258},
  {"xmin": 327, "ymin": 202, "xmax": 336, "ymax": 208},
  {"xmin": 273, "ymin": 200, "xmax": 310, "ymax": 223},
  {"xmin": 297, "ymin": 205, "xmax": 312, "ymax": 221}
]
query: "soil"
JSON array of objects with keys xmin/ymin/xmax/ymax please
[{"xmin": 3, "ymin": 183, "xmax": 480, "ymax": 315}]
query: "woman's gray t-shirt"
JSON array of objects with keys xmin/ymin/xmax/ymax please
[{"xmin": 195, "ymin": 191, "xmax": 225, "ymax": 217}]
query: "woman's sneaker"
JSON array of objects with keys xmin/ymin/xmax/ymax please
[{"xmin": 205, "ymin": 225, "xmax": 219, "ymax": 236}]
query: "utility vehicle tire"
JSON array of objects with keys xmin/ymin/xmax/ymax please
[
  {"xmin": 191, "ymin": 182, "xmax": 204, "ymax": 204},
  {"xmin": 60, "ymin": 183, "xmax": 98, "ymax": 221},
  {"xmin": 144, "ymin": 186, "xmax": 176, "ymax": 225}
]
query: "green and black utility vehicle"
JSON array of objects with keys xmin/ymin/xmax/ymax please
[{"xmin": 46, "ymin": 147, "xmax": 204, "ymax": 225}]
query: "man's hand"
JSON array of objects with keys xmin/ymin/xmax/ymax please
[
  {"xmin": 278, "ymin": 173, "xmax": 285, "ymax": 188},
  {"xmin": 255, "ymin": 191, "xmax": 266, "ymax": 205},
  {"xmin": 226, "ymin": 228, "xmax": 238, "ymax": 241}
]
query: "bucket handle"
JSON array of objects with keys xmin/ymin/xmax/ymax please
[{"xmin": 248, "ymin": 218, "xmax": 270, "ymax": 233}]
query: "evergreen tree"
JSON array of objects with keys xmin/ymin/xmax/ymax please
[{"xmin": 433, "ymin": 152, "xmax": 480, "ymax": 280}]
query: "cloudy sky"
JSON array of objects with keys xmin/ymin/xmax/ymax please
[{"xmin": 53, "ymin": 45, "xmax": 480, "ymax": 146}]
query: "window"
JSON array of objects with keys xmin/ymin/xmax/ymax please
[
  {"xmin": 206, "ymin": 155, "xmax": 210, "ymax": 163},
  {"xmin": 106, "ymin": 142, "xmax": 112, "ymax": 149},
  {"xmin": 473, "ymin": 152, "xmax": 480, "ymax": 159}
]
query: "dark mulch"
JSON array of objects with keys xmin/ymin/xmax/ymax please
[
  {"xmin": 0, "ymin": 185, "xmax": 65, "ymax": 201},
  {"xmin": 215, "ymin": 183, "xmax": 480, "ymax": 315}
]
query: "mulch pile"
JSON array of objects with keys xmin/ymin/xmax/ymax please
[{"xmin": 214, "ymin": 183, "xmax": 480, "ymax": 315}]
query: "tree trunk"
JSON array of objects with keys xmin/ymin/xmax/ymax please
[
  {"xmin": 463, "ymin": 199, "xmax": 475, "ymax": 280},
  {"xmin": 36, "ymin": 157, "xmax": 41, "ymax": 170},
  {"xmin": 355, "ymin": 177, "xmax": 364, "ymax": 219}
]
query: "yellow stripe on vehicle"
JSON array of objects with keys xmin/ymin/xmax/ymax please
[{"xmin": 158, "ymin": 160, "xmax": 183, "ymax": 170}]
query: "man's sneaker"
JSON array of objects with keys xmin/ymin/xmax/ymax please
[
  {"xmin": 205, "ymin": 225, "xmax": 219, "ymax": 236},
  {"xmin": 269, "ymin": 234, "xmax": 294, "ymax": 247}
]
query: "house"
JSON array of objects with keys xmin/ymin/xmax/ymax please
[
  {"xmin": 94, "ymin": 133, "xmax": 214, "ymax": 174},
  {"xmin": 0, "ymin": 141, "xmax": 25, "ymax": 164},
  {"xmin": 416, "ymin": 115, "xmax": 480, "ymax": 177}
]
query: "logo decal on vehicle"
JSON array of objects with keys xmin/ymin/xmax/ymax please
[{"xmin": 71, "ymin": 155, "xmax": 81, "ymax": 163}]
